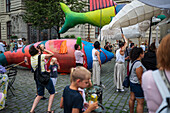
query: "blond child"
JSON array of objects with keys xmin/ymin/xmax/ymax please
[
  {"xmin": 60, "ymin": 66, "xmax": 98, "ymax": 113},
  {"xmin": 49, "ymin": 57, "xmax": 60, "ymax": 94}
]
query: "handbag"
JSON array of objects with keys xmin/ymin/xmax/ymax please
[
  {"xmin": 35, "ymin": 55, "xmax": 50, "ymax": 86},
  {"xmin": 123, "ymin": 60, "xmax": 139, "ymax": 88}
]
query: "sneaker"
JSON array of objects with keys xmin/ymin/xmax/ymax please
[
  {"xmin": 116, "ymin": 89, "xmax": 119, "ymax": 92},
  {"xmin": 121, "ymin": 89, "xmax": 124, "ymax": 92},
  {"xmin": 0, "ymin": 93, "xmax": 4, "ymax": 103},
  {"xmin": 101, "ymin": 84, "xmax": 105, "ymax": 89}
]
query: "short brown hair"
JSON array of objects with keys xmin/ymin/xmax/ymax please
[
  {"xmin": 157, "ymin": 34, "xmax": 170, "ymax": 70},
  {"xmin": 70, "ymin": 66, "xmax": 91, "ymax": 82},
  {"xmin": 29, "ymin": 45, "xmax": 39, "ymax": 56}
]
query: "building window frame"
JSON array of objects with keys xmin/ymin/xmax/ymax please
[
  {"xmin": 6, "ymin": 0, "xmax": 11, "ymax": 12},
  {"xmin": 7, "ymin": 21, "xmax": 11, "ymax": 39},
  {"xmin": 95, "ymin": 27, "xmax": 100, "ymax": 39}
]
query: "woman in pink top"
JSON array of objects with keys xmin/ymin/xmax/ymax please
[{"xmin": 142, "ymin": 34, "xmax": 170, "ymax": 113}]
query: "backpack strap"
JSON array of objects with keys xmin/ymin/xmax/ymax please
[
  {"xmin": 37, "ymin": 55, "xmax": 41, "ymax": 72},
  {"xmin": 129, "ymin": 60, "xmax": 139, "ymax": 77},
  {"xmin": 152, "ymin": 70, "xmax": 170, "ymax": 98},
  {"xmin": 152, "ymin": 70, "xmax": 170, "ymax": 113}
]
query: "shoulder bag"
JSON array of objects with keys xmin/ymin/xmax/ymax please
[
  {"xmin": 123, "ymin": 60, "xmax": 139, "ymax": 88},
  {"xmin": 35, "ymin": 55, "xmax": 50, "ymax": 86}
]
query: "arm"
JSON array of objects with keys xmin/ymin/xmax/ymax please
[
  {"xmin": 60, "ymin": 97, "xmax": 64, "ymax": 108},
  {"xmin": 87, "ymin": 79, "xmax": 92, "ymax": 88},
  {"xmin": 120, "ymin": 34, "xmax": 128, "ymax": 55},
  {"xmin": 57, "ymin": 63, "xmax": 60, "ymax": 70},
  {"xmin": 47, "ymin": 65, "xmax": 51, "ymax": 72},
  {"xmin": 95, "ymin": 51, "xmax": 101, "ymax": 67},
  {"xmin": 43, "ymin": 49, "xmax": 54, "ymax": 59},
  {"xmin": 125, "ymin": 56, "xmax": 129, "ymax": 60},
  {"xmin": 56, "ymin": 59, "xmax": 60, "ymax": 70},
  {"xmin": 72, "ymin": 101, "xmax": 98, "ymax": 113},
  {"xmin": 136, "ymin": 66, "xmax": 143, "ymax": 84}
]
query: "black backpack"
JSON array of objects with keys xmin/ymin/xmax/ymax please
[{"xmin": 35, "ymin": 55, "xmax": 50, "ymax": 86}]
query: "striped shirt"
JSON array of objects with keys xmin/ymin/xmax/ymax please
[{"xmin": 31, "ymin": 54, "xmax": 46, "ymax": 72}]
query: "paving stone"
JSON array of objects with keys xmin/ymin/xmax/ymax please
[
  {"xmin": 110, "ymin": 106, "xmax": 116, "ymax": 110},
  {"xmin": 104, "ymin": 104, "xmax": 111, "ymax": 108},
  {"xmin": 107, "ymin": 109, "xmax": 113, "ymax": 113},
  {"xmin": 114, "ymin": 109, "xmax": 121, "ymax": 113}
]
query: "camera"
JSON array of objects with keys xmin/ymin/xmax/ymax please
[{"xmin": 37, "ymin": 44, "xmax": 45, "ymax": 51}]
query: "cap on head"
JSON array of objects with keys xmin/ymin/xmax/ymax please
[{"xmin": 18, "ymin": 38, "xmax": 22, "ymax": 41}]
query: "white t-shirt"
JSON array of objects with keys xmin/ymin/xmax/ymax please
[
  {"xmin": 74, "ymin": 50, "xmax": 84, "ymax": 64},
  {"xmin": 92, "ymin": 48, "xmax": 98, "ymax": 61},
  {"xmin": 0, "ymin": 45, "xmax": 5, "ymax": 52},
  {"xmin": 78, "ymin": 88, "xmax": 87, "ymax": 103},
  {"xmin": 129, "ymin": 61, "xmax": 146, "ymax": 84},
  {"xmin": 116, "ymin": 48, "xmax": 125, "ymax": 63},
  {"xmin": 140, "ymin": 45, "xmax": 145, "ymax": 51},
  {"xmin": 18, "ymin": 42, "xmax": 23, "ymax": 48}
]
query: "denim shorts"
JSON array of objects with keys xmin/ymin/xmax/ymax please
[
  {"xmin": 130, "ymin": 82, "xmax": 144, "ymax": 98},
  {"xmin": 35, "ymin": 78, "xmax": 55, "ymax": 96}
]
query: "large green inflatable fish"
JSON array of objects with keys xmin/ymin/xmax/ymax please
[{"xmin": 59, "ymin": 2, "xmax": 125, "ymax": 33}]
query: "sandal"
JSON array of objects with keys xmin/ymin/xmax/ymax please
[
  {"xmin": 47, "ymin": 110, "xmax": 55, "ymax": 113},
  {"xmin": 30, "ymin": 111, "xmax": 35, "ymax": 113}
]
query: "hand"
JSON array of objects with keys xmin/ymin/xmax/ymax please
[
  {"xmin": 40, "ymin": 44, "xmax": 45, "ymax": 51},
  {"xmin": 99, "ymin": 49, "xmax": 102, "ymax": 52},
  {"xmin": 125, "ymin": 56, "xmax": 129, "ymax": 60},
  {"xmin": 84, "ymin": 103, "xmax": 89, "ymax": 108},
  {"xmin": 121, "ymin": 34, "xmax": 124, "ymax": 38},
  {"xmin": 88, "ymin": 101, "xmax": 98, "ymax": 111}
]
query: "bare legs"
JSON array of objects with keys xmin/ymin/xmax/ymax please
[
  {"xmin": 129, "ymin": 92, "xmax": 144, "ymax": 113},
  {"xmin": 136, "ymin": 98, "xmax": 144, "ymax": 113},
  {"xmin": 129, "ymin": 92, "xmax": 135, "ymax": 113},
  {"xmin": 30, "ymin": 94, "xmax": 55, "ymax": 112},
  {"xmin": 47, "ymin": 94, "xmax": 55, "ymax": 111},
  {"xmin": 30, "ymin": 95, "xmax": 42, "ymax": 112}
]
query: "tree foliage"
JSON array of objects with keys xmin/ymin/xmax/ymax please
[{"xmin": 23, "ymin": 0, "xmax": 88, "ymax": 35}]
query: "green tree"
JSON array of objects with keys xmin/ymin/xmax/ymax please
[{"xmin": 23, "ymin": 0, "xmax": 88, "ymax": 39}]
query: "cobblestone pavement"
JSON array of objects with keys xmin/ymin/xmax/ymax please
[{"xmin": 0, "ymin": 59, "xmax": 148, "ymax": 113}]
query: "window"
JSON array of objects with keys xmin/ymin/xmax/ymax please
[
  {"xmin": 6, "ymin": 0, "xmax": 11, "ymax": 12},
  {"xmin": 7, "ymin": 21, "xmax": 11, "ymax": 39},
  {"xmin": 95, "ymin": 27, "xmax": 100, "ymax": 39},
  {"xmin": 28, "ymin": 24, "xmax": 38, "ymax": 43}
]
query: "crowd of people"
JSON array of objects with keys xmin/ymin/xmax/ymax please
[
  {"xmin": 27, "ymin": 34, "xmax": 170, "ymax": 113},
  {"xmin": 112, "ymin": 34, "xmax": 170, "ymax": 113},
  {"xmin": 0, "ymin": 33, "xmax": 169, "ymax": 113},
  {"xmin": 0, "ymin": 38, "xmax": 26, "ymax": 53}
]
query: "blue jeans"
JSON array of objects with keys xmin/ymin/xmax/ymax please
[{"xmin": 35, "ymin": 78, "xmax": 55, "ymax": 96}]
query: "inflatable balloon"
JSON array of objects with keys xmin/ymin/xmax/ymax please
[
  {"xmin": 0, "ymin": 39, "xmax": 114, "ymax": 73},
  {"xmin": 59, "ymin": 2, "xmax": 125, "ymax": 33}
]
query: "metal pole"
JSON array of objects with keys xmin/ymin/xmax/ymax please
[
  {"xmin": 100, "ymin": 9, "xmax": 102, "ymax": 42},
  {"xmin": 155, "ymin": 26, "xmax": 159, "ymax": 48},
  {"xmin": 148, "ymin": 17, "xmax": 152, "ymax": 49}
]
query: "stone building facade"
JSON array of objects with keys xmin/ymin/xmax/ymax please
[{"xmin": 0, "ymin": 0, "xmax": 26, "ymax": 43}]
